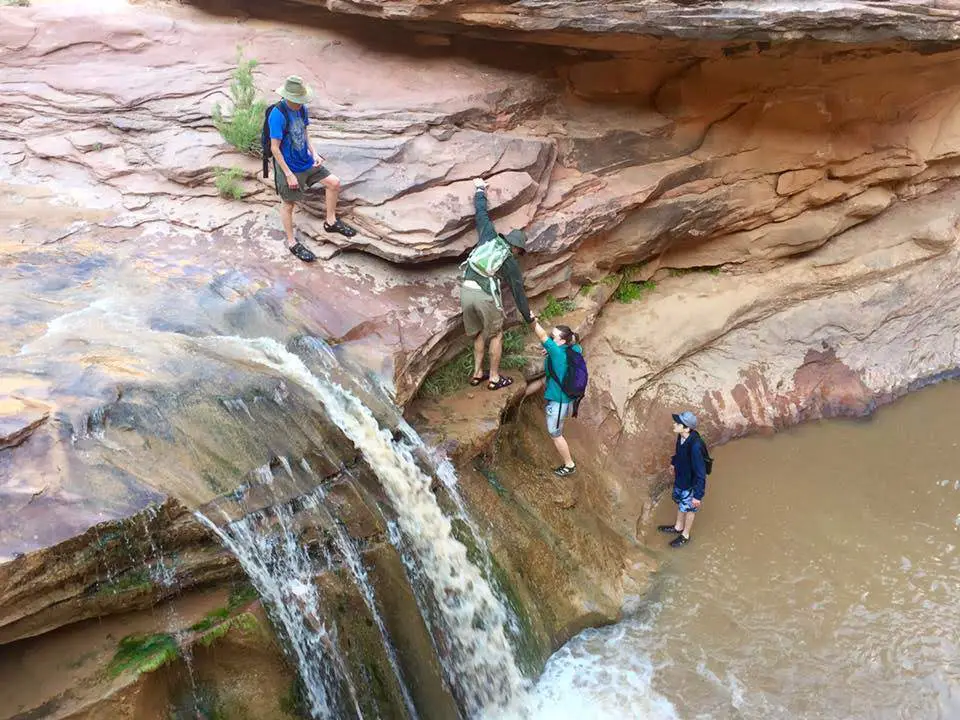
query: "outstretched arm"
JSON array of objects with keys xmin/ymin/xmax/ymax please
[
  {"xmin": 532, "ymin": 318, "xmax": 548, "ymax": 343},
  {"xmin": 503, "ymin": 257, "xmax": 533, "ymax": 323},
  {"xmin": 473, "ymin": 179, "xmax": 498, "ymax": 245}
]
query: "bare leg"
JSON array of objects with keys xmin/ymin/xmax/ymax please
[
  {"xmin": 280, "ymin": 200, "xmax": 296, "ymax": 248},
  {"xmin": 472, "ymin": 332, "xmax": 486, "ymax": 379},
  {"xmin": 674, "ymin": 508, "xmax": 684, "ymax": 533},
  {"xmin": 321, "ymin": 175, "xmax": 341, "ymax": 225},
  {"xmin": 682, "ymin": 511, "xmax": 696, "ymax": 538},
  {"xmin": 488, "ymin": 332, "xmax": 503, "ymax": 382},
  {"xmin": 552, "ymin": 435, "xmax": 574, "ymax": 467}
]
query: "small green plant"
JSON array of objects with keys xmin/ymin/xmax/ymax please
[
  {"xmin": 539, "ymin": 295, "xmax": 576, "ymax": 321},
  {"xmin": 215, "ymin": 167, "xmax": 245, "ymax": 200},
  {"xmin": 420, "ymin": 350, "xmax": 475, "ymax": 398},
  {"xmin": 189, "ymin": 606, "xmax": 231, "ymax": 633},
  {"xmin": 227, "ymin": 582, "xmax": 259, "ymax": 611},
  {"xmin": 668, "ymin": 265, "xmax": 722, "ymax": 277},
  {"xmin": 108, "ymin": 633, "xmax": 179, "ymax": 677},
  {"xmin": 197, "ymin": 612, "xmax": 259, "ymax": 647},
  {"xmin": 0, "ymin": 0, "xmax": 31, "ymax": 6},
  {"xmin": 613, "ymin": 279, "xmax": 656, "ymax": 303},
  {"xmin": 419, "ymin": 327, "xmax": 530, "ymax": 397},
  {"xmin": 212, "ymin": 48, "xmax": 266, "ymax": 154}
]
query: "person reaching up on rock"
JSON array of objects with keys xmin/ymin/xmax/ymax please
[
  {"xmin": 460, "ymin": 177, "xmax": 535, "ymax": 391},
  {"xmin": 529, "ymin": 320, "xmax": 584, "ymax": 477},
  {"xmin": 659, "ymin": 411, "xmax": 708, "ymax": 547},
  {"xmin": 264, "ymin": 75, "xmax": 356, "ymax": 263}
]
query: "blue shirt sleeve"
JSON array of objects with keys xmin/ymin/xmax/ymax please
[
  {"xmin": 268, "ymin": 107, "xmax": 285, "ymax": 141},
  {"xmin": 691, "ymin": 436, "xmax": 707, "ymax": 499}
]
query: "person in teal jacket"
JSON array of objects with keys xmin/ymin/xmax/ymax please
[{"xmin": 531, "ymin": 318, "xmax": 582, "ymax": 476}]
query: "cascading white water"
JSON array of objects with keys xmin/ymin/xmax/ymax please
[
  {"xmin": 203, "ymin": 336, "xmax": 528, "ymax": 717},
  {"xmin": 195, "ymin": 497, "xmax": 363, "ymax": 720},
  {"xmin": 301, "ymin": 461, "xmax": 420, "ymax": 720}
]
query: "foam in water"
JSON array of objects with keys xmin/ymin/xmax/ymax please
[
  {"xmin": 497, "ymin": 618, "xmax": 679, "ymax": 720},
  {"xmin": 203, "ymin": 336, "xmax": 527, "ymax": 717}
]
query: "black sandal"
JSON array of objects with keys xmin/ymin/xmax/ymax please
[
  {"xmin": 469, "ymin": 373, "xmax": 489, "ymax": 387},
  {"xmin": 324, "ymin": 218, "xmax": 357, "ymax": 238},
  {"xmin": 487, "ymin": 376, "xmax": 513, "ymax": 391},
  {"xmin": 553, "ymin": 464, "xmax": 576, "ymax": 477},
  {"xmin": 289, "ymin": 242, "xmax": 317, "ymax": 263},
  {"xmin": 657, "ymin": 525, "xmax": 681, "ymax": 534}
]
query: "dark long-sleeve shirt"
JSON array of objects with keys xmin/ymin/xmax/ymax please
[
  {"xmin": 671, "ymin": 432, "xmax": 707, "ymax": 500},
  {"xmin": 462, "ymin": 190, "xmax": 532, "ymax": 322}
]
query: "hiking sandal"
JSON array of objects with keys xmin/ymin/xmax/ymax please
[
  {"xmin": 553, "ymin": 464, "xmax": 576, "ymax": 477},
  {"xmin": 669, "ymin": 535, "xmax": 690, "ymax": 548},
  {"xmin": 289, "ymin": 242, "xmax": 317, "ymax": 263},
  {"xmin": 469, "ymin": 373, "xmax": 489, "ymax": 387},
  {"xmin": 487, "ymin": 376, "xmax": 513, "ymax": 391},
  {"xmin": 324, "ymin": 218, "xmax": 357, "ymax": 238}
]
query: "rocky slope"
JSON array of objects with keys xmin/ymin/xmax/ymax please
[{"xmin": 4, "ymin": 0, "xmax": 960, "ymax": 716}]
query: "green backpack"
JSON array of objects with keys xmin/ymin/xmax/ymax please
[{"xmin": 464, "ymin": 235, "xmax": 512, "ymax": 309}]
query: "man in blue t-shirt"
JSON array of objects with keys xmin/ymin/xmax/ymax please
[{"xmin": 269, "ymin": 75, "xmax": 356, "ymax": 263}]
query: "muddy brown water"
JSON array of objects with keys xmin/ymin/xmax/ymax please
[{"xmin": 517, "ymin": 379, "xmax": 960, "ymax": 719}]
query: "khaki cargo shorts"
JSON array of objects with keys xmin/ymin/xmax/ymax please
[
  {"xmin": 461, "ymin": 284, "xmax": 503, "ymax": 339},
  {"xmin": 274, "ymin": 161, "xmax": 331, "ymax": 203}
]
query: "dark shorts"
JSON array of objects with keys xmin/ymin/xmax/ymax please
[
  {"xmin": 274, "ymin": 161, "xmax": 331, "ymax": 203},
  {"xmin": 461, "ymin": 284, "xmax": 503, "ymax": 339},
  {"xmin": 672, "ymin": 487, "xmax": 699, "ymax": 513}
]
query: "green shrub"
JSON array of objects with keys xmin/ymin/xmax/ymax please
[
  {"xmin": 215, "ymin": 167, "xmax": 245, "ymax": 199},
  {"xmin": 419, "ymin": 327, "xmax": 530, "ymax": 397},
  {"xmin": 539, "ymin": 295, "xmax": 576, "ymax": 320},
  {"xmin": 108, "ymin": 633, "xmax": 179, "ymax": 677},
  {"xmin": 213, "ymin": 49, "xmax": 266, "ymax": 154},
  {"xmin": 613, "ymin": 279, "xmax": 656, "ymax": 303}
]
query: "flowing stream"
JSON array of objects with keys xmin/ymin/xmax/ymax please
[{"xmin": 508, "ymin": 379, "xmax": 960, "ymax": 719}]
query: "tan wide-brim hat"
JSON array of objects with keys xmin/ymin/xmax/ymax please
[{"xmin": 275, "ymin": 75, "xmax": 313, "ymax": 104}]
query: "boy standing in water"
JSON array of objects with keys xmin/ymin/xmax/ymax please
[{"xmin": 659, "ymin": 411, "xmax": 707, "ymax": 547}]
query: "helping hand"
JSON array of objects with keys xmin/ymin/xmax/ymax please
[{"xmin": 473, "ymin": 177, "xmax": 487, "ymax": 190}]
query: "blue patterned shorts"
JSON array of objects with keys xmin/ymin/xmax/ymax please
[{"xmin": 672, "ymin": 487, "xmax": 699, "ymax": 513}]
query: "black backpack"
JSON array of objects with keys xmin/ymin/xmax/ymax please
[
  {"xmin": 691, "ymin": 430, "xmax": 714, "ymax": 475},
  {"xmin": 260, "ymin": 102, "xmax": 306, "ymax": 178}
]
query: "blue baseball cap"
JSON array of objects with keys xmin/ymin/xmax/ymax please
[{"xmin": 672, "ymin": 411, "xmax": 698, "ymax": 429}]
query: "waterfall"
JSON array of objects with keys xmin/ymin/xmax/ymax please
[
  {"xmin": 194, "ymin": 496, "xmax": 363, "ymax": 719},
  {"xmin": 201, "ymin": 335, "xmax": 528, "ymax": 717}
]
